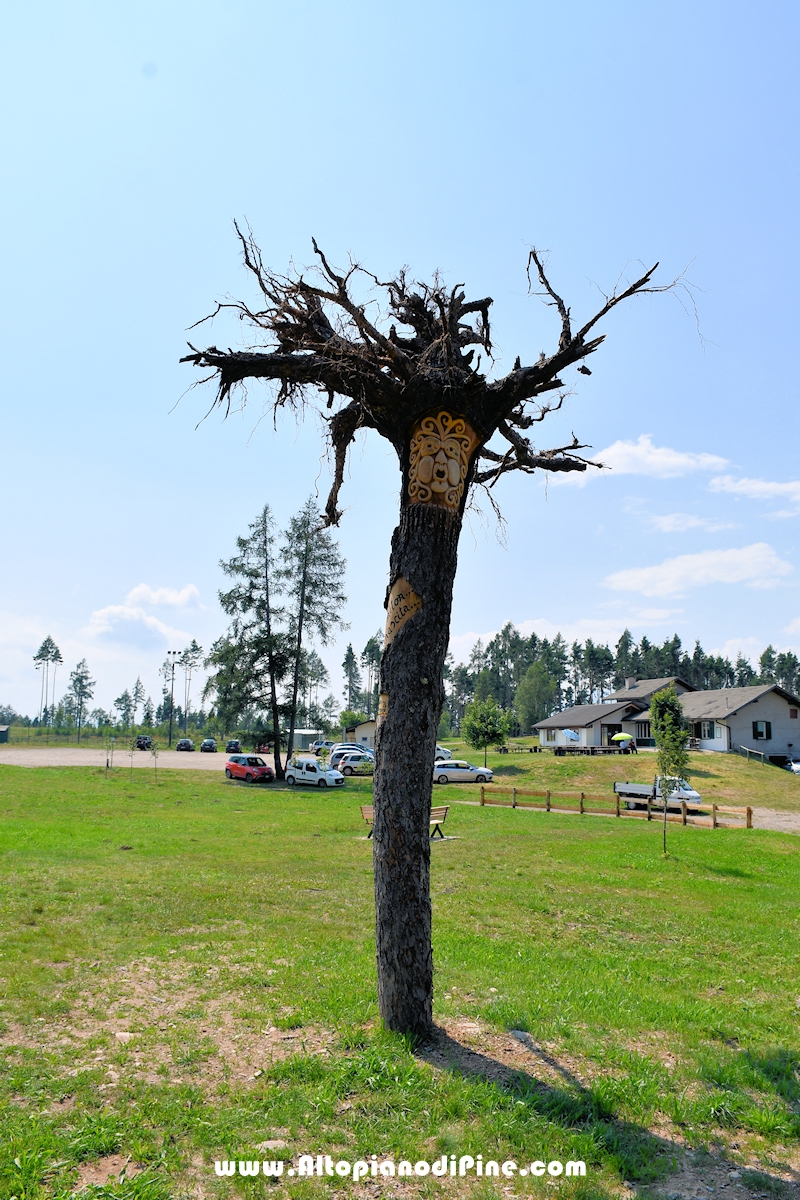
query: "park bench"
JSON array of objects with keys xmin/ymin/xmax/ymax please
[{"xmin": 360, "ymin": 804, "xmax": 450, "ymax": 839}]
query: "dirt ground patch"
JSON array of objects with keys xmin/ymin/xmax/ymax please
[
  {"xmin": 74, "ymin": 1153, "xmax": 139, "ymax": 1188},
  {"xmin": 422, "ymin": 1020, "xmax": 799, "ymax": 1199}
]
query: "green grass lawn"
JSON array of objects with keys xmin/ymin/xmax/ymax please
[
  {"xmin": 438, "ymin": 739, "xmax": 800, "ymax": 814},
  {"xmin": 1, "ymin": 764, "xmax": 799, "ymax": 1199}
]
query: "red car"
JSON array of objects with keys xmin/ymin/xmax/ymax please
[{"xmin": 225, "ymin": 754, "xmax": 275, "ymax": 783}]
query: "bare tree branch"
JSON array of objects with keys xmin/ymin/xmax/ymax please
[{"xmin": 183, "ymin": 233, "xmax": 679, "ymax": 506}]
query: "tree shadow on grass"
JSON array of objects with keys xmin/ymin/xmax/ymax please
[{"xmin": 415, "ymin": 1026, "xmax": 798, "ymax": 1196}]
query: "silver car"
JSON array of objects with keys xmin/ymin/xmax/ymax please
[{"xmin": 433, "ymin": 759, "xmax": 493, "ymax": 784}]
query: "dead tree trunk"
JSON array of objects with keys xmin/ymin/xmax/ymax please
[
  {"xmin": 374, "ymin": 502, "xmax": 463, "ymax": 1030},
  {"xmin": 182, "ymin": 231, "xmax": 676, "ymax": 1035}
]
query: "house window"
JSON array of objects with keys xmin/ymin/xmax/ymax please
[
  {"xmin": 790, "ymin": 709, "xmax": 798, "ymax": 719},
  {"xmin": 715, "ymin": 724, "xmax": 723, "ymax": 738},
  {"xmin": 546, "ymin": 729, "xmax": 557, "ymax": 742},
  {"xmin": 700, "ymin": 720, "xmax": 714, "ymax": 740},
  {"xmin": 636, "ymin": 721, "xmax": 651, "ymax": 739},
  {"xmin": 753, "ymin": 720, "xmax": 772, "ymax": 741}
]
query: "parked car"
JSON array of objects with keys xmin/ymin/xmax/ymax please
[
  {"xmin": 312, "ymin": 739, "xmax": 336, "ymax": 755},
  {"xmin": 285, "ymin": 757, "xmax": 345, "ymax": 788},
  {"xmin": 434, "ymin": 744, "xmax": 452, "ymax": 760},
  {"xmin": 135, "ymin": 735, "xmax": 153, "ymax": 751},
  {"xmin": 225, "ymin": 754, "xmax": 275, "ymax": 783},
  {"xmin": 176, "ymin": 738, "xmax": 195, "ymax": 752},
  {"xmin": 613, "ymin": 777, "xmax": 702, "ymax": 812},
  {"xmin": 330, "ymin": 742, "xmax": 374, "ymax": 757},
  {"xmin": 200, "ymin": 738, "xmax": 217, "ymax": 753},
  {"xmin": 330, "ymin": 745, "xmax": 375, "ymax": 769},
  {"xmin": 225, "ymin": 739, "xmax": 242, "ymax": 753},
  {"xmin": 337, "ymin": 751, "xmax": 374, "ymax": 776},
  {"xmin": 433, "ymin": 760, "xmax": 493, "ymax": 784},
  {"xmin": 784, "ymin": 759, "xmax": 800, "ymax": 775}
]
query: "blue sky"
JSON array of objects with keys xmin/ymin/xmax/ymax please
[{"xmin": 2, "ymin": 0, "xmax": 799, "ymax": 715}]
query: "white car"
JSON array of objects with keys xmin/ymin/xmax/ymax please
[
  {"xmin": 285, "ymin": 758, "xmax": 345, "ymax": 788},
  {"xmin": 330, "ymin": 742, "xmax": 374, "ymax": 756},
  {"xmin": 330, "ymin": 744, "xmax": 374, "ymax": 769},
  {"xmin": 785, "ymin": 759, "xmax": 800, "ymax": 775},
  {"xmin": 434, "ymin": 744, "xmax": 453, "ymax": 760},
  {"xmin": 337, "ymin": 751, "xmax": 374, "ymax": 776},
  {"xmin": 433, "ymin": 760, "xmax": 493, "ymax": 784}
]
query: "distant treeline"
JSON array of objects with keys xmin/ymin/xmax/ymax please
[{"xmin": 441, "ymin": 626, "xmax": 800, "ymax": 736}]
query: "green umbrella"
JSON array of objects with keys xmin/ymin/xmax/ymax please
[{"xmin": 610, "ymin": 732, "xmax": 633, "ymax": 742}]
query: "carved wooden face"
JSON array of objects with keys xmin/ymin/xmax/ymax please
[{"xmin": 408, "ymin": 412, "xmax": 478, "ymax": 509}]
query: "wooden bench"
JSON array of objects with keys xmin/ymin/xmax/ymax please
[{"xmin": 360, "ymin": 805, "xmax": 450, "ymax": 839}]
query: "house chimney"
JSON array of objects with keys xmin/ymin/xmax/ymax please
[{"xmin": 625, "ymin": 677, "xmax": 637, "ymax": 690}]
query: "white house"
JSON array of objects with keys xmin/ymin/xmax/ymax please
[
  {"xmin": 344, "ymin": 718, "xmax": 376, "ymax": 748},
  {"xmin": 678, "ymin": 684, "xmax": 799, "ymax": 759},
  {"xmin": 534, "ymin": 701, "xmax": 642, "ymax": 748},
  {"xmin": 535, "ymin": 677, "xmax": 800, "ymax": 759}
]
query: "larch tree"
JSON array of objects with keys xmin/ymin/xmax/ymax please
[{"xmin": 183, "ymin": 228, "xmax": 675, "ymax": 1034}]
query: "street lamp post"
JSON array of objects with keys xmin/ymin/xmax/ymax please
[{"xmin": 167, "ymin": 650, "xmax": 179, "ymax": 748}]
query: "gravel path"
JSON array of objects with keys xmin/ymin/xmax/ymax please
[{"xmin": 0, "ymin": 746, "xmax": 230, "ymax": 771}]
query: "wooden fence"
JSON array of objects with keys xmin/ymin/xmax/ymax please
[
  {"xmin": 477, "ymin": 786, "xmax": 752, "ymax": 829},
  {"xmin": 737, "ymin": 744, "xmax": 769, "ymax": 766}
]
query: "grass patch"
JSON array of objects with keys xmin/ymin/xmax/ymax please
[
  {"xmin": 0, "ymin": 764, "xmax": 798, "ymax": 1197},
  {"xmin": 437, "ymin": 737, "xmax": 800, "ymax": 814}
]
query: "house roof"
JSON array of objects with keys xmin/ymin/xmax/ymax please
[
  {"xmin": 677, "ymin": 684, "xmax": 800, "ymax": 720},
  {"xmin": 345, "ymin": 719, "xmax": 377, "ymax": 733},
  {"xmin": 606, "ymin": 677, "xmax": 696, "ymax": 703},
  {"xmin": 534, "ymin": 702, "xmax": 640, "ymax": 729}
]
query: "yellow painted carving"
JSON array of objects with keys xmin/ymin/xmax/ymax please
[
  {"xmin": 384, "ymin": 576, "xmax": 422, "ymax": 646},
  {"xmin": 408, "ymin": 411, "xmax": 479, "ymax": 509},
  {"xmin": 377, "ymin": 693, "xmax": 389, "ymax": 722}
]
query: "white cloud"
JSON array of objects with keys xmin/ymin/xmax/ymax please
[
  {"xmin": 628, "ymin": 607, "xmax": 684, "ymax": 622},
  {"xmin": 785, "ymin": 617, "xmax": 800, "ymax": 636},
  {"xmin": 604, "ymin": 542, "xmax": 793, "ymax": 598},
  {"xmin": 86, "ymin": 604, "xmax": 189, "ymax": 647},
  {"xmin": 650, "ymin": 512, "xmax": 735, "ymax": 533},
  {"xmin": 709, "ymin": 475, "xmax": 800, "ymax": 507},
  {"xmin": 709, "ymin": 638, "xmax": 761, "ymax": 666},
  {"xmin": 124, "ymin": 583, "xmax": 201, "ymax": 608},
  {"xmin": 559, "ymin": 434, "xmax": 728, "ymax": 485}
]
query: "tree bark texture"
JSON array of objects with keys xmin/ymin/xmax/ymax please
[{"xmin": 373, "ymin": 501, "xmax": 462, "ymax": 1034}]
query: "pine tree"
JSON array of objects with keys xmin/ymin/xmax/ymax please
[
  {"xmin": 207, "ymin": 504, "xmax": 290, "ymax": 778},
  {"xmin": 115, "ymin": 690, "xmax": 133, "ymax": 728},
  {"xmin": 68, "ymin": 660, "xmax": 95, "ymax": 743},
  {"xmin": 179, "ymin": 641, "xmax": 203, "ymax": 734},
  {"xmin": 360, "ymin": 633, "xmax": 382, "ymax": 717},
  {"xmin": 131, "ymin": 677, "xmax": 146, "ymax": 726},
  {"xmin": 341, "ymin": 644, "xmax": 361, "ymax": 709},
  {"xmin": 281, "ymin": 498, "xmax": 347, "ymax": 760}
]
